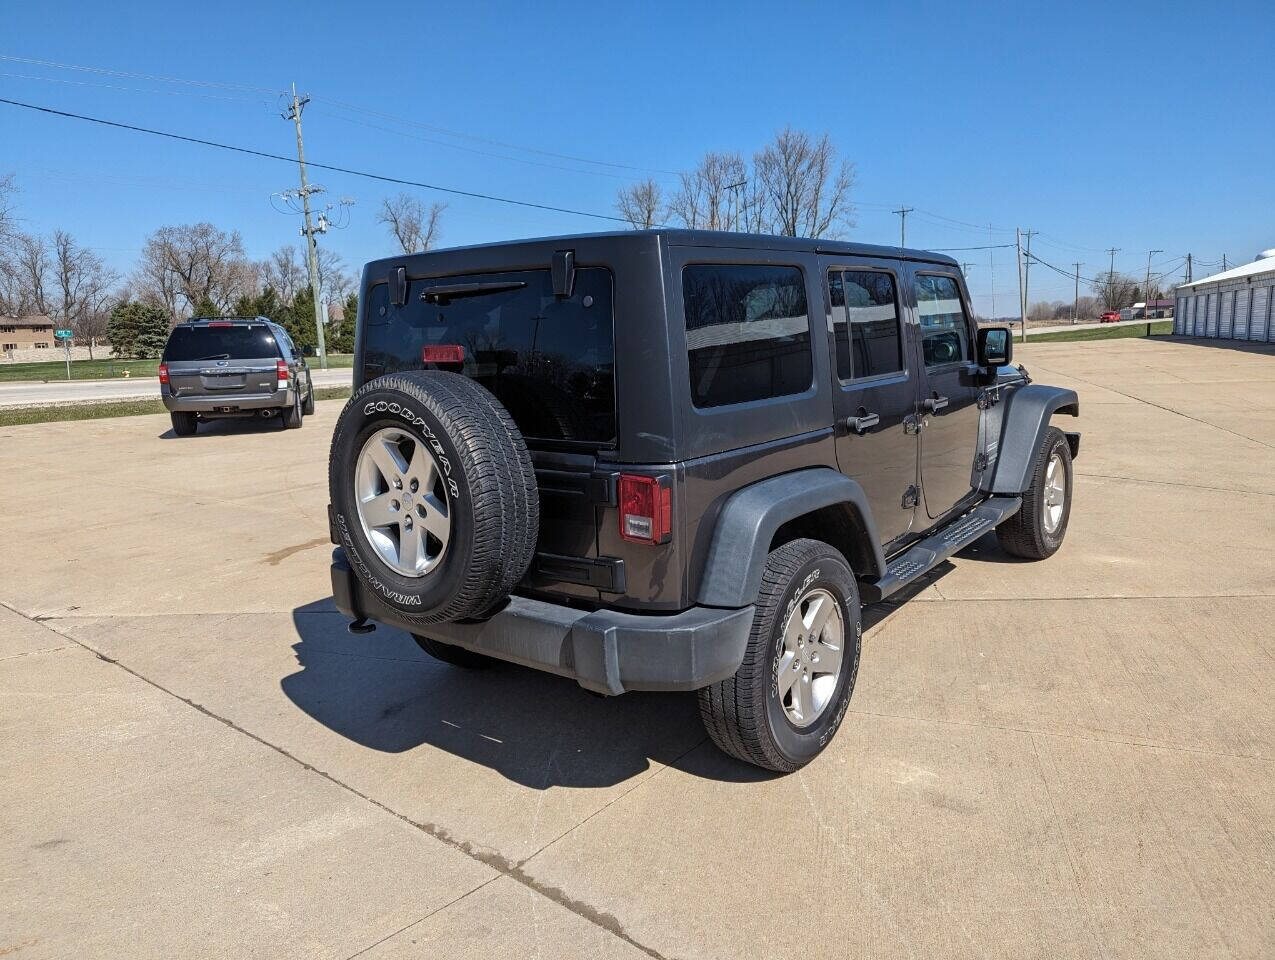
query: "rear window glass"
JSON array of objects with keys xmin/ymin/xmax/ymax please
[
  {"xmin": 164, "ymin": 324, "xmax": 280, "ymax": 361},
  {"xmin": 362, "ymin": 268, "xmax": 615, "ymax": 446},
  {"xmin": 682, "ymin": 264, "xmax": 812, "ymax": 408}
]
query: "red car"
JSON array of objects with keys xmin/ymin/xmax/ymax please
[{"xmin": 1099, "ymin": 311, "xmax": 1122, "ymax": 323}]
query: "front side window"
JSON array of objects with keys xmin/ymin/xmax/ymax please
[
  {"xmin": 683, "ymin": 263, "xmax": 812, "ymax": 408},
  {"xmin": 828, "ymin": 269, "xmax": 903, "ymax": 381},
  {"xmin": 914, "ymin": 274, "xmax": 970, "ymax": 367}
]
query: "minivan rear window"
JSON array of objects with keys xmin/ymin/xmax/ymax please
[
  {"xmin": 362, "ymin": 267, "xmax": 615, "ymax": 446},
  {"xmin": 164, "ymin": 324, "xmax": 281, "ymax": 362}
]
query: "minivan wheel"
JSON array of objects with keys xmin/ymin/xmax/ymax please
[
  {"xmin": 412, "ymin": 633, "xmax": 492, "ymax": 669},
  {"xmin": 170, "ymin": 411, "xmax": 198, "ymax": 436},
  {"xmin": 996, "ymin": 426, "xmax": 1072, "ymax": 560},
  {"xmin": 698, "ymin": 538, "xmax": 861, "ymax": 773},
  {"xmin": 328, "ymin": 371, "xmax": 539, "ymax": 625},
  {"xmin": 280, "ymin": 390, "xmax": 303, "ymax": 429}
]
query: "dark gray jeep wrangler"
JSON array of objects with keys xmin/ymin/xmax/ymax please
[{"xmin": 327, "ymin": 230, "xmax": 1078, "ymax": 771}]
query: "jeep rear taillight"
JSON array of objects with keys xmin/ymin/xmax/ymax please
[
  {"xmin": 158, "ymin": 363, "xmax": 169, "ymax": 384},
  {"xmin": 276, "ymin": 359, "xmax": 289, "ymax": 390},
  {"xmin": 618, "ymin": 474, "xmax": 672, "ymax": 544}
]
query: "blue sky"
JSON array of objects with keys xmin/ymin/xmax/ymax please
[{"xmin": 2, "ymin": 0, "xmax": 1272, "ymax": 316}]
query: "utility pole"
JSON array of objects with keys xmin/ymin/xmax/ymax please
[
  {"xmin": 1022, "ymin": 229, "xmax": 1037, "ymax": 334},
  {"xmin": 1072, "ymin": 262, "xmax": 1083, "ymax": 323},
  {"xmin": 284, "ymin": 82, "xmax": 328, "ymax": 369},
  {"xmin": 1145, "ymin": 249, "xmax": 1163, "ymax": 323},
  {"xmin": 988, "ymin": 224, "xmax": 996, "ymax": 319},
  {"xmin": 1016, "ymin": 227, "xmax": 1026, "ymax": 342},
  {"xmin": 961, "ymin": 262, "xmax": 975, "ymax": 277},
  {"xmin": 1222, "ymin": 253, "xmax": 1228, "ymax": 271},
  {"xmin": 1106, "ymin": 247, "xmax": 1120, "ymax": 277},
  {"xmin": 893, "ymin": 206, "xmax": 914, "ymax": 248},
  {"xmin": 1185, "ymin": 253, "xmax": 1192, "ymax": 283}
]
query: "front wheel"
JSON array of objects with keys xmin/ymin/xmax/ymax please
[
  {"xmin": 997, "ymin": 426, "xmax": 1073, "ymax": 560},
  {"xmin": 698, "ymin": 538, "xmax": 861, "ymax": 773}
]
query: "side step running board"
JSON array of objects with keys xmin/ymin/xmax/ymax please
[{"xmin": 859, "ymin": 497, "xmax": 1022, "ymax": 603}]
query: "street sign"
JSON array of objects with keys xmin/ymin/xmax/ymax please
[{"xmin": 55, "ymin": 329, "xmax": 73, "ymax": 339}]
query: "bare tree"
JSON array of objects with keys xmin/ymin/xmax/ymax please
[
  {"xmin": 9, "ymin": 233, "xmax": 52, "ymax": 316},
  {"xmin": 48, "ymin": 231, "xmax": 119, "ymax": 357},
  {"xmin": 668, "ymin": 153, "xmax": 747, "ymax": 231},
  {"xmin": 378, "ymin": 194, "xmax": 445, "ymax": 254},
  {"xmin": 260, "ymin": 244, "xmax": 352, "ymax": 306},
  {"xmin": 615, "ymin": 178, "xmax": 664, "ymax": 229},
  {"xmin": 1091, "ymin": 271, "xmax": 1138, "ymax": 312},
  {"xmin": 135, "ymin": 223, "xmax": 254, "ymax": 321},
  {"xmin": 0, "ymin": 173, "xmax": 15, "ymax": 241},
  {"xmin": 753, "ymin": 127, "xmax": 856, "ymax": 238}
]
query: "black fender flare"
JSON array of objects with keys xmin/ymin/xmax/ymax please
[
  {"xmin": 987, "ymin": 384, "xmax": 1080, "ymax": 494},
  {"xmin": 694, "ymin": 468, "xmax": 886, "ymax": 609}
]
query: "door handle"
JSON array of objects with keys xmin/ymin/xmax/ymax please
[
  {"xmin": 923, "ymin": 395, "xmax": 949, "ymax": 413},
  {"xmin": 848, "ymin": 412, "xmax": 880, "ymax": 434}
]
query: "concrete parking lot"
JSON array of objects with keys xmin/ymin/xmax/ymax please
[{"xmin": 2, "ymin": 336, "xmax": 1273, "ymax": 959}]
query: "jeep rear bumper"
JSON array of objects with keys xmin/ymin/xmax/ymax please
[{"xmin": 330, "ymin": 549, "xmax": 752, "ymax": 696}]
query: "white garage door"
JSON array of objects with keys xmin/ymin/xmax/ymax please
[
  {"xmin": 1206, "ymin": 293, "xmax": 1219, "ymax": 336},
  {"xmin": 1220, "ymin": 290, "xmax": 1234, "ymax": 337},
  {"xmin": 1175, "ymin": 296, "xmax": 1186, "ymax": 334},
  {"xmin": 1234, "ymin": 289, "xmax": 1250, "ymax": 339},
  {"xmin": 1254, "ymin": 286, "xmax": 1273, "ymax": 341}
]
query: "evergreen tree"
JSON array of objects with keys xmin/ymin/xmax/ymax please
[{"xmin": 108, "ymin": 302, "xmax": 170, "ymax": 358}]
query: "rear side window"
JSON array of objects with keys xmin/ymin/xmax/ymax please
[
  {"xmin": 362, "ymin": 268, "xmax": 615, "ymax": 446},
  {"xmin": 163, "ymin": 324, "xmax": 281, "ymax": 361},
  {"xmin": 828, "ymin": 269, "xmax": 903, "ymax": 380},
  {"xmin": 682, "ymin": 264, "xmax": 812, "ymax": 408},
  {"xmin": 914, "ymin": 275, "xmax": 970, "ymax": 367}
]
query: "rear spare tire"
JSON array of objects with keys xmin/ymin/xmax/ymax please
[{"xmin": 328, "ymin": 371, "xmax": 539, "ymax": 624}]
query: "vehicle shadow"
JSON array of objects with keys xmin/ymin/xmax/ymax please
[
  {"xmin": 157, "ymin": 415, "xmax": 285, "ymax": 439},
  {"xmin": 1159, "ymin": 335, "xmax": 1275, "ymax": 357},
  {"xmin": 283, "ymin": 598, "xmax": 778, "ymax": 789}
]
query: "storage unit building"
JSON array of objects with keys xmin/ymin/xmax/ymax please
[{"xmin": 1175, "ymin": 251, "xmax": 1275, "ymax": 341}]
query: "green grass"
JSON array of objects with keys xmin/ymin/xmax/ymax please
[
  {"xmin": 1028, "ymin": 320, "xmax": 1173, "ymax": 343},
  {"xmin": 0, "ymin": 385, "xmax": 352, "ymax": 427},
  {"xmin": 0, "ymin": 353, "xmax": 354, "ymax": 383}
]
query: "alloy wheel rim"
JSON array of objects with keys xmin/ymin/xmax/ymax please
[
  {"xmin": 1042, "ymin": 452, "xmax": 1066, "ymax": 534},
  {"xmin": 776, "ymin": 587, "xmax": 844, "ymax": 728},
  {"xmin": 354, "ymin": 427, "xmax": 451, "ymax": 577}
]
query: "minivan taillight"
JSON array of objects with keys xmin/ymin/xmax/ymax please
[
  {"xmin": 276, "ymin": 359, "xmax": 289, "ymax": 389},
  {"xmin": 618, "ymin": 474, "xmax": 672, "ymax": 544},
  {"xmin": 158, "ymin": 363, "xmax": 169, "ymax": 384}
]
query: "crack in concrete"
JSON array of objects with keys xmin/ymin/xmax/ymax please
[
  {"xmin": 3, "ymin": 602, "xmax": 673, "ymax": 960},
  {"xmin": 1077, "ymin": 471, "xmax": 1275, "ymax": 498}
]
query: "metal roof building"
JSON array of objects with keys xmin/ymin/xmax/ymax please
[{"xmin": 1175, "ymin": 250, "xmax": 1275, "ymax": 340}]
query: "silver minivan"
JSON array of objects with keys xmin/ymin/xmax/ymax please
[{"xmin": 159, "ymin": 316, "xmax": 314, "ymax": 435}]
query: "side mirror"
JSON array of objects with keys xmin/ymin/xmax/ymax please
[{"xmin": 977, "ymin": 326, "xmax": 1012, "ymax": 368}]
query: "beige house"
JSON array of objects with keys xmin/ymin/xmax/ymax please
[{"xmin": 0, "ymin": 316, "xmax": 57, "ymax": 353}]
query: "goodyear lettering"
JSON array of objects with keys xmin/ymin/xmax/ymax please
[{"xmin": 363, "ymin": 399, "xmax": 461, "ymax": 500}]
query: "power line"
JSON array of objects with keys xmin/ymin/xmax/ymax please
[
  {"xmin": 0, "ymin": 53, "xmax": 275, "ymax": 94},
  {"xmin": 0, "ymin": 96, "xmax": 635, "ymax": 224},
  {"xmin": 930, "ymin": 243, "xmax": 1015, "ymax": 251},
  {"xmin": 0, "ymin": 70, "xmax": 268, "ymax": 104}
]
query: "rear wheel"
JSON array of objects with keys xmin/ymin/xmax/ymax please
[
  {"xmin": 280, "ymin": 389, "xmax": 303, "ymax": 429},
  {"xmin": 412, "ymin": 633, "xmax": 492, "ymax": 669},
  {"xmin": 997, "ymin": 426, "xmax": 1072, "ymax": 559},
  {"xmin": 170, "ymin": 411, "xmax": 198, "ymax": 436},
  {"xmin": 699, "ymin": 538, "xmax": 861, "ymax": 773},
  {"xmin": 302, "ymin": 373, "xmax": 316, "ymax": 415}
]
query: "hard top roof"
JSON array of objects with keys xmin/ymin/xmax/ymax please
[{"xmin": 364, "ymin": 229, "xmax": 959, "ymax": 272}]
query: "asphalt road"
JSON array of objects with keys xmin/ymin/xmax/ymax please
[
  {"xmin": 0, "ymin": 366, "xmax": 353, "ymax": 408},
  {"xmin": 2, "ymin": 337, "xmax": 1273, "ymax": 959}
]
